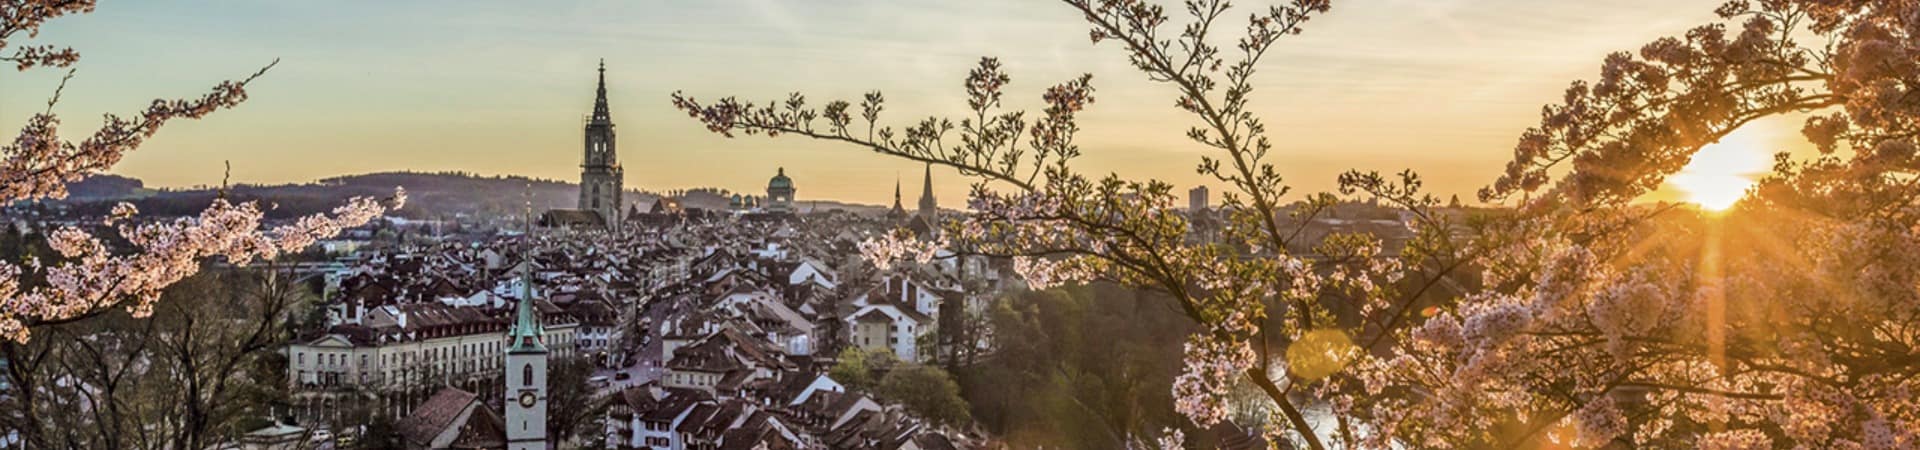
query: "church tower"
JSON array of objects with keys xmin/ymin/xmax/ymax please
[
  {"xmin": 579, "ymin": 59, "xmax": 623, "ymax": 229},
  {"xmin": 917, "ymin": 163, "xmax": 937, "ymax": 221},
  {"xmin": 887, "ymin": 177, "xmax": 907, "ymax": 221},
  {"xmin": 504, "ymin": 259, "xmax": 548, "ymax": 450}
]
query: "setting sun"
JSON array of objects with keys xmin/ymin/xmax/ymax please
[
  {"xmin": 1668, "ymin": 127, "xmax": 1772, "ymax": 211},
  {"xmin": 1670, "ymin": 172, "xmax": 1754, "ymax": 211}
]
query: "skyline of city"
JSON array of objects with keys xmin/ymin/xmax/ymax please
[{"xmin": 0, "ymin": 0, "xmax": 1799, "ymax": 207}]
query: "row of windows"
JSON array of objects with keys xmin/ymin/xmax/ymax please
[
  {"xmin": 299, "ymin": 345, "xmax": 496, "ymax": 373},
  {"xmin": 301, "ymin": 362, "xmax": 515, "ymax": 388},
  {"xmin": 298, "ymin": 351, "xmax": 352, "ymax": 367},
  {"xmin": 669, "ymin": 372, "xmax": 716, "ymax": 387},
  {"xmin": 292, "ymin": 335, "xmax": 576, "ymax": 389},
  {"xmin": 296, "ymin": 333, "xmax": 580, "ymax": 369}
]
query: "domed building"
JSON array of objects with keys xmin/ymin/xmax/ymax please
[{"xmin": 766, "ymin": 167, "xmax": 796, "ymax": 213}]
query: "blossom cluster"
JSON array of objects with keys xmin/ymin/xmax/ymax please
[
  {"xmin": 1171, "ymin": 323, "xmax": 1257, "ymax": 427},
  {"xmin": 1153, "ymin": 427, "xmax": 1186, "ymax": 450},
  {"xmin": 1009, "ymin": 255, "xmax": 1096, "ymax": 291},
  {"xmin": 5, "ymin": 43, "xmax": 79, "ymax": 70},
  {"xmin": 0, "ymin": 189, "xmax": 403, "ymax": 343},
  {"xmin": 855, "ymin": 228, "xmax": 944, "ymax": 272},
  {"xmin": 1482, "ymin": 0, "xmax": 1829, "ymax": 206}
]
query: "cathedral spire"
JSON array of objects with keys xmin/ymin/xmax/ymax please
[
  {"xmin": 591, "ymin": 58, "xmax": 610, "ymax": 123},
  {"xmin": 580, "ymin": 60, "xmax": 623, "ymax": 229}
]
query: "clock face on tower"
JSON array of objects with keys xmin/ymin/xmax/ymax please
[{"xmin": 518, "ymin": 391, "xmax": 537, "ymax": 408}]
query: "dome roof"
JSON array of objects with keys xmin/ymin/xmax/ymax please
[{"xmin": 768, "ymin": 167, "xmax": 793, "ymax": 189}]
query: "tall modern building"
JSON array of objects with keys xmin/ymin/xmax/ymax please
[
  {"xmin": 579, "ymin": 59, "xmax": 623, "ymax": 229},
  {"xmin": 504, "ymin": 260, "xmax": 549, "ymax": 450},
  {"xmin": 1189, "ymin": 185, "xmax": 1209, "ymax": 212}
]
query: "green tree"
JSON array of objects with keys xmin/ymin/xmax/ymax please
[
  {"xmin": 546, "ymin": 357, "xmax": 609, "ymax": 445},
  {"xmin": 828, "ymin": 346, "xmax": 895, "ymax": 391},
  {"xmin": 959, "ymin": 285, "xmax": 1187, "ymax": 450},
  {"xmin": 0, "ymin": 264, "xmax": 317, "ymax": 449},
  {"xmin": 876, "ymin": 364, "xmax": 971, "ymax": 426}
]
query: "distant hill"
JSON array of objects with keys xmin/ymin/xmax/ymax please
[
  {"xmin": 63, "ymin": 174, "xmax": 149, "ymax": 200},
  {"xmin": 43, "ymin": 172, "xmax": 885, "ymax": 219}
]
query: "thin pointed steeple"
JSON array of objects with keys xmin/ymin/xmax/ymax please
[
  {"xmin": 918, "ymin": 163, "xmax": 937, "ymax": 219},
  {"xmin": 508, "ymin": 256, "xmax": 546, "ymax": 352},
  {"xmin": 888, "ymin": 174, "xmax": 906, "ymax": 219},
  {"xmin": 510, "ymin": 184, "xmax": 545, "ymax": 352},
  {"xmin": 591, "ymin": 59, "xmax": 611, "ymax": 123}
]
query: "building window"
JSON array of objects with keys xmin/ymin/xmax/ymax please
[{"xmin": 523, "ymin": 363, "xmax": 533, "ymax": 387}]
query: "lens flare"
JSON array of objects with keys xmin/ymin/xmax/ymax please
[
  {"xmin": 1669, "ymin": 128, "xmax": 1771, "ymax": 211},
  {"xmin": 1670, "ymin": 172, "xmax": 1753, "ymax": 211}
]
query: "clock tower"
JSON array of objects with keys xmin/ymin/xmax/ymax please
[{"xmin": 504, "ymin": 260, "xmax": 548, "ymax": 450}]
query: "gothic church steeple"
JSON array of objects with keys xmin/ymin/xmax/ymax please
[
  {"xmin": 917, "ymin": 163, "xmax": 937, "ymax": 220},
  {"xmin": 579, "ymin": 59, "xmax": 624, "ymax": 229},
  {"xmin": 591, "ymin": 59, "xmax": 611, "ymax": 124}
]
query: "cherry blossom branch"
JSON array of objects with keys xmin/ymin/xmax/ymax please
[
  {"xmin": 0, "ymin": 188, "xmax": 405, "ymax": 342},
  {"xmin": 4, "ymin": 60, "xmax": 279, "ymax": 203}
]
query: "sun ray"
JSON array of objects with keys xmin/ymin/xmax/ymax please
[
  {"xmin": 1731, "ymin": 207, "xmax": 1858, "ymax": 310},
  {"xmin": 1698, "ymin": 217, "xmax": 1728, "ymax": 433}
]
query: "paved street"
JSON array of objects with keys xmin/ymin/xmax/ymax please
[{"xmin": 592, "ymin": 294, "xmax": 679, "ymax": 395}]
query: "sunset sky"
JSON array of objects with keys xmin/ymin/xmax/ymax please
[{"xmin": 0, "ymin": 0, "xmax": 1815, "ymax": 207}]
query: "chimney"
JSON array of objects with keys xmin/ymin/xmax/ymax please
[{"xmin": 392, "ymin": 306, "xmax": 407, "ymax": 329}]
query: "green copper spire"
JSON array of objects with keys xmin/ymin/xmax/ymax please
[
  {"xmin": 508, "ymin": 257, "xmax": 546, "ymax": 352},
  {"xmin": 509, "ymin": 184, "xmax": 546, "ymax": 353}
]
